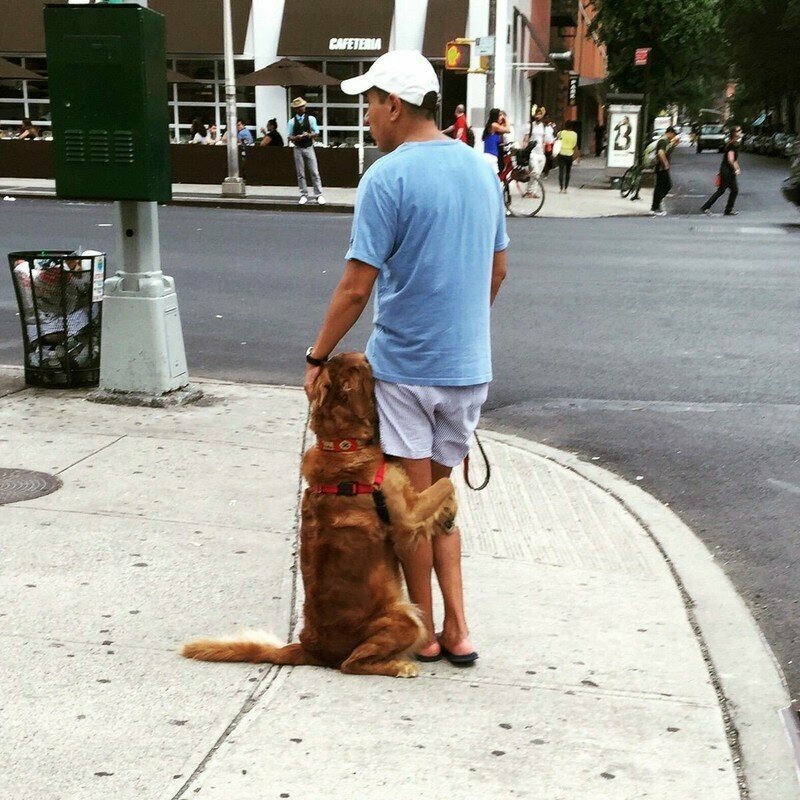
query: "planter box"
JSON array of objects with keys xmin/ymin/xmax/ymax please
[{"xmin": 1, "ymin": 140, "xmax": 360, "ymax": 188}]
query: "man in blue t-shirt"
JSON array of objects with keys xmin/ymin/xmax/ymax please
[
  {"xmin": 235, "ymin": 120, "xmax": 254, "ymax": 146},
  {"xmin": 304, "ymin": 50, "xmax": 508, "ymax": 665}
]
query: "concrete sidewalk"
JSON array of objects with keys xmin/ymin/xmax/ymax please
[
  {"xmin": 1, "ymin": 159, "xmax": 652, "ymax": 218},
  {"xmin": 0, "ymin": 366, "xmax": 796, "ymax": 800}
]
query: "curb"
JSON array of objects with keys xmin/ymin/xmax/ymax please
[
  {"xmin": 1, "ymin": 189, "xmax": 355, "ymax": 214},
  {"xmin": 479, "ymin": 428, "xmax": 799, "ymax": 800}
]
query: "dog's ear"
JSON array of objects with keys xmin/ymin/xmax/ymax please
[
  {"xmin": 311, "ymin": 368, "xmax": 332, "ymax": 409},
  {"xmin": 341, "ymin": 363, "xmax": 374, "ymax": 421}
]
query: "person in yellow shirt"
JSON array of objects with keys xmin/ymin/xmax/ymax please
[{"xmin": 556, "ymin": 120, "xmax": 580, "ymax": 193}]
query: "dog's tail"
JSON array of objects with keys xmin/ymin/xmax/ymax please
[{"xmin": 181, "ymin": 630, "xmax": 320, "ymax": 665}]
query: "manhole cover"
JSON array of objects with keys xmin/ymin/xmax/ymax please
[{"xmin": 0, "ymin": 468, "xmax": 62, "ymax": 505}]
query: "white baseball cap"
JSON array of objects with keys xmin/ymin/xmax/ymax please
[{"xmin": 340, "ymin": 50, "xmax": 439, "ymax": 108}]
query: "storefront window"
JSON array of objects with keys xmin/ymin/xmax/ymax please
[
  {"xmin": 326, "ymin": 107, "xmax": 360, "ymax": 127},
  {"xmin": 0, "ymin": 57, "xmax": 49, "ymax": 133},
  {"xmin": 169, "ymin": 58, "xmax": 256, "ymax": 141}
]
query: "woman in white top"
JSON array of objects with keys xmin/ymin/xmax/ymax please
[{"xmin": 189, "ymin": 118, "xmax": 209, "ymax": 144}]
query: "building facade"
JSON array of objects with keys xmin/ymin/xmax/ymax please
[{"xmin": 0, "ymin": 0, "xmax": 605, "ymax": 156}]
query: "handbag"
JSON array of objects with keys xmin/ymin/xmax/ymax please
[
  {"xmin": 552, "ymin": 139, "xmax": 562, "ymax": 157},
  {"xmin": 714, "ymin": 172, "xmax": 722, "ymax": 188}
]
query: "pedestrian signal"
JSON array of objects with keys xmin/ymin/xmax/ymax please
[{"xmin": 445, "ymin": 42, "xmax": 470, "ymax": 71}]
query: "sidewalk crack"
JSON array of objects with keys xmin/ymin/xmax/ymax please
[
  {"xmin": 54, "ymin": 435, "xmax": 127, "ymax": 475},
  {"xmin": 167, "ymin": 407, "xmax": 310, "ymax": 800}
]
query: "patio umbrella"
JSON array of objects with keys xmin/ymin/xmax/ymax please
[
  {"xmin": 236, "ymin": 58, "xmax": 340, "ymax": 87},
  {"xmin": 167, "ymin": 68, "xmax": 202, "ymax": 84},
  {"xmin": 0, "ymin": 58, "xmax": 44, "ymax": 81}
]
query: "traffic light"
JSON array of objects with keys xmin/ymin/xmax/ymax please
[{"xmin": 445, "ymin": 41, "xmax": 470, "ymax": 71}]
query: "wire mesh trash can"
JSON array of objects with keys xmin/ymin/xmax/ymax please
[{"xmin": 9, "ymin": 250, "xmax": 105, "ymax": 388}]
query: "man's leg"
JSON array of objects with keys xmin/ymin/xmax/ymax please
[
  {"xmin": 431, "ymin": 459, "xmax": 472, "ymax": 655},
  {"xmin": 396, "ymin": 457, "xmax": 438, "ymax": 656},
  {"xmin": 397, "ymin": 457, "xmax": 474, "ymax": 658},
  {"xmin": 651, "ymin": 172, "xmax": 662, "ymax": 210},
  {"xmin": 293, "ymin": 147, "xmax": 308, "ymax": 196},
  {"xmin": 724, "ymin": 173, "xmax": 739, "ymax": 214},
  {"xmin": 701, "ymin": 184, "xmax": 725, "ymax": 211},
  {"xmin": 306, "ymin": 148, "xmax": 324, "ymax": 197},
  {"xmin": 652, "ymin": 171, "xmax": 671, "ymax": 211}
]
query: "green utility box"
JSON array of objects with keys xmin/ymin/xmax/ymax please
[{"xmin": 44, "ymin": 3, "xmax": 171, "ymax": 202}]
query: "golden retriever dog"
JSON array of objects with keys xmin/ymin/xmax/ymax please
[{"xmin": 183, "ymin": 352, "xmax": 457, "ymax": 678}]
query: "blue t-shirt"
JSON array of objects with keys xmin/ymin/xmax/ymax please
[
  {"xmin": 345, "ymin": 139, "xmax": 509, "ymax": 387},
  {"xmin": 237, "ymin": 128, "xmax": 254, "ymax": 145}
]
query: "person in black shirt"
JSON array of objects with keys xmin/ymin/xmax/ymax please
[
  {"xmin": 650, "ymin": 126, "xmax": 679, "ymax": 216},
  {"xmin": 701, "ymin": 127, "xmax": 742, "ymax": 216},
  {"xmin": 259, "ymin": 118, "xmax": 284, "ymax": 147}
]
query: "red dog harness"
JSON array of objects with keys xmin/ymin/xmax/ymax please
[{"xmin": 309, "ymin": 442, "xmax": 391, "ymax": 523}]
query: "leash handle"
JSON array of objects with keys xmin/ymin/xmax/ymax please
[{"xmin": 463, "ymin": 432, "xmax": 490, "ymax": 491}]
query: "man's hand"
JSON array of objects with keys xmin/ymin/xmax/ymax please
[{"xmin": 304, "ymin": 364, "xmax": 320, "ymax": 400}]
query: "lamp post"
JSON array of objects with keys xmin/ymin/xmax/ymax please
[{"xmin": 221, "ymin": 0, "xmax": 245, "ymax": 196}]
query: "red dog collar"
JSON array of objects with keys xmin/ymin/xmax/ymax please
[
  {"xmin": 310, "ymin": 462, "xmax": 386, "ymax": 496},
  {"xmin": 316, "ymin": 438, "xmax": 371, "ymax": 453}
]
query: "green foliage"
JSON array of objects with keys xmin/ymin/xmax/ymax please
[
  {"xmin": 589, "ymin": 0, "xmax": 729, "ymax": 116},
  {"xmin": 723, "ymin": 0, "xmax": 800, "ymax": 106}
]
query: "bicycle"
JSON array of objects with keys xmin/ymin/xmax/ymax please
[
  {"xmin": 620, "ymin": 162, "xmax": 644, "ymax": 198},
  {"xmin": 499, "ymin": 145, "xmax": 545, "ymax": 217}
]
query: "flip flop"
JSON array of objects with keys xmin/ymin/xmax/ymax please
[
  {"xmin": 415, "ymin": 649, "xmax": 444, "ymax": 663},
  {"xmin": 440, "ymin": 644, "xmax": 479, "ymax": 666}
]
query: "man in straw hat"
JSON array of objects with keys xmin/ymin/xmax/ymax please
[
  {"xmin": 288, "ymin": 97, "xmax": 325, "ymax": 205},
  {"xmin": 303, "ymin": 50, "xmax": 508, "ymax": 666}
]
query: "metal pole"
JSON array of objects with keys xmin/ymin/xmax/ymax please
[
  {"xmin": 485, "ymin": 0, "xmax": 496, "ymax": 114},
  {"xmin": 221, "ymin": 0, "xmax": 245, "ymax": 195},
  {"xmin": 638, "ymin": 59, "xmax": 651, "ymax": 163}
]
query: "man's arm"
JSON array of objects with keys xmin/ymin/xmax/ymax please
[
  {"xmin": 728, "ymin": 148, "xmax": 740, "ymax": 174},
  {"xmin": 304, "ymin": 259, "xmax": 379, "ymax": 397},
  {"xmin": 658, "ymin": 146, "xmax": 670, "ymax": 170},
  {"xmin": 491, "ymin": 249, "xmax": 507, "ymax": 305}
]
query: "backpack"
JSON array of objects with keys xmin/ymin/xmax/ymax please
[{"xmin": 642, "ymin": 140, "xmax": 658, "ymax": 167}]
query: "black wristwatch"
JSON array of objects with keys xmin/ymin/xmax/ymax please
[{"xmin": 305, "ymin": 346, "xmax": 327, "ymax": 367}]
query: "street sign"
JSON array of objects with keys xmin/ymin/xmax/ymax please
[
  {"xmin": 634, "ymin": 47, "xmax": 651, "ymax": 66},
  {"xmin": 568, "ymin": 75, "xmax": 578, "ymax": 106},
  {"xmin": 445, "ymin": 41, "xmax": 470, "ymax": 71},
  {"xmin": 475, "ymin": 36, "xmax": 495, "ymax": 56}
]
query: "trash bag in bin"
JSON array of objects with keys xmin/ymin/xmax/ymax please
[{"xmin": 8, "ymin": 250, "xmax": 106, "ymax": 388}]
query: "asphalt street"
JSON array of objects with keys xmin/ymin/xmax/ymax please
[{"xmin": 1, "ymin": 149, "xmax": 798, "ymax": 699}]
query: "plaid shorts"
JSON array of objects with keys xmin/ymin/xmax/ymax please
[{"xmin": 374, "ymin": 380, "xmax": 489, "ymax": 468}]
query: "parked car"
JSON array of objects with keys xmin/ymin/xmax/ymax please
[
  {"xmin": 753, "ymin": 134, "xmax": 771, "ymax": 154},
  {"xmin": 781, "ymin": 139, "xmax": 800, "ymax": 208},
  {"xmin": 697, "ymin": 124, "xmax": 726, "ymax": 153},
  {"xmin": 782, "ymin": 134, "xmax": 798, "ymax": 157},
  {"xmin": 741, "ymin": 133, "xmax": 755, "ymax": 153},
  {"xmin": 768, "ymin": 133, "xmax": 788, "ymax": 156}
]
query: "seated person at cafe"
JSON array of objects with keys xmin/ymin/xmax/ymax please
[
  {"xmin": 189, "ymin": 118, "xmax": 209, "ymax": 144},
  {"xmin": 259, "ymin": 118, "xmax": 284, "ymax": 147},
  {"xmin": 236, "ymin": 120, "xmax": 254, "ymax": 146},
  {"xmin": 18, "ymin": 117, "xmax": 38, "ymax": 140}
]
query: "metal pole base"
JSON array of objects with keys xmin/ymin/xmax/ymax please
[
  {"xmin": 86, "ymin": 383, "xmax": 203, "ymax": 408},
  {"xmin": 97, "ymin": 201, "xmax": 192, "ymax": 398},
  {"xmin": 222, "ymin": 177, "xmax": 246, "ymax": 197}
]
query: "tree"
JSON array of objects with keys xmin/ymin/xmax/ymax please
[
  {"xmin": 723, "ymin": 0, "xmax": 800, "ymax": 127},
  {"xmin": 589, "ymin": 0, "xmax": 729, "ymax": 118}
]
